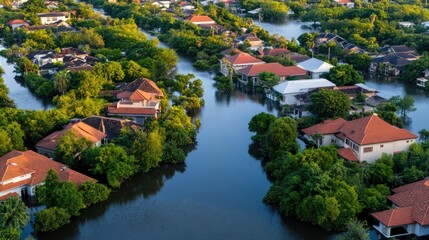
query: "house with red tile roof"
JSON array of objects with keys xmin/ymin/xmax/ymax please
[
  {"xmin": 0, "ymin": 150, "xmax": 95, "ymax": 201},
  {"xmin": 6, "ymin": 19, "xmax": 29, "ymax": 30},
  {"xmin": 258, "ymin": 48, "xmax": 291, "ymax": 57},
  {"xmin": 372, "ymin": 178, "xmax": 429, "ymax": 238},
  {"xmin": 237, "ymin": 63, "xmax": 308, "ymax": 86},
  {"xmin": 219, "ymin": 52, "xmax": 265, "ymax": 76},
  {"xmin": 302, "ymin": 114, "xmax": 417, "ymax": 163},
  {"xmin": 107, "ymin": 78, "xmax": 163, "ymax": 124},
  {"xmin": 186, "ymin": 14, "xmax": 216, "ymax": 25},
  {"xmin": 35, "ymin": 122, "xmax": 107, "ymax": 157}
]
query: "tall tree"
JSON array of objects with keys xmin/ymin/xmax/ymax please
[
  {"xmin": 321, "ymin": 64, "xmax": 364, "ymax": 86},
  {"xmin": 54, "ymin": 70, "xmax": 71, "ymax": 95},
  {"xmin": 0, "ymin": 197, "xmax": 29, "ymax": 230},
  {"xmin": 309, "ymin": 89, "xmax": 351, "ymax": 120},
  {"xmin": 389, "ymin": 95, "xmax": 416, "ymax": 119}
]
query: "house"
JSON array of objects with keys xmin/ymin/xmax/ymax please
[
  {"xmin": 297, "ymin": 58, "xmax": 334, "ymax": 79},
  {"xmin": 35, "ymin": 122, "xmax": 107, "ymax": 157},
  {"xmin": 370, "ymin": 51, "xmax": 420, "ymax": 76},
  {"xmin": 315, "ymin": 33, "xmax": 365, "ymax": 53},
  {"xmin": 271, "ymin": 78, "xmax": 335, "ymax": 105},
  {"xmin": 234, "ymin": 33, "xmax": 264, "ymax": 50},
  {"xmin": 302, "ymin": 114, "xmax": 417, "ymax": 163},
  {"xmin": 333, "ymin": 83, "xmax": 378, "ymax": 99},
  {"xmin": 237, "ymin": 63, "xmax": 308, "ymax": 86},
  {"xmin": 399, "ymin": 21, "xmax": 415, "ymax": 28},
  {"xmin": 257, "ymin": 48, "xmax": 291, "ymax": 57},
  {"xmin": 0, "ymin": 150, "xmax": 95, "ymax": 201},
  {"xmin": 81, "ymin": 116, "xmax": 141, "ymax": 140},
  {"xmin": 107, "ymin": 78, "xmax": 163, "ymax": 124},
  {"xmin": 372, "ymin": 178, "xmax": 429, "ymax": 238},
  {"xmin": 381, "ymin": 45, "xmax": 417, "ymax": 54},
  {"xmin": 422, "ymin": 21, "xmax": 429, "ymax": 28},
  {"xmin": 186, "ymin": 14, "xmax": 216, "ymax": 25},
  {"xmin": 219, "ymin": 52, "xmax": 265, "ymax": 76},
  {"xmin": 416, "ymin": 69, "xmax": 429, "ymax": 88},
  {"xmin": 38, "ymin": 12, "xmax": 70, "ymax": 25},
  {"xmin": 6, "ymin": 19, "xmax": 29, "ymax": 30}
]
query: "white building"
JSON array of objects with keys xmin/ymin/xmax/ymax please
[
  {"xmin": 297, "ymin": 58, "xmax": 334, "ymax": 79},
  {"xmin": 38, "ymin": 12, "xmax": 70, "ymax": 25},
  {"xmin": 302, "ymin": 114, "xmax": 417, "ymax": 163},
  {"xmin": 272, "ymin": 78, "xmax": 335, "ymax": 105}
]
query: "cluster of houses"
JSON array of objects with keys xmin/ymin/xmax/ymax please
[
  {"xmin": 6, "ymin": 12, "xmax": 75, "ymax": 34},
  {"xmin": 370, "ymin": 45, "xmax": 421, "ymax": 77},
  {"xmin": 0, "ymin": 115, "xmax": 143, "ymax": 202}
]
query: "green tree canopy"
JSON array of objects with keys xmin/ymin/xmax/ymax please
[
  {"xmin": 321, "ymin": 64, "xmax": 364, "ymax": 86},
  {"xmin": 309, "ymin": 89, "xmax": 351, "ymax": 120}
]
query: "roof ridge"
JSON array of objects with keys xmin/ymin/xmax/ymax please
[{"xmin": 421, "ymin": 204, "xmax": 429, "ymax": 225}]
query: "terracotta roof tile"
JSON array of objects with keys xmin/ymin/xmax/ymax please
[
  {"xmin": 187, "ymin": 15, "xmax": 215, "ymax": 23},
  {"xmin": 372, "ymin": 207, "xmax": 415, "ymax": 227},
  {"xmin": 82, "ymin": 116, "xmax": 141, "ymax": 140},
  {"xmin": 7, "ymin": 19, "xmax": 29, "ymax": 26},
  {"xmin": 302, "ymin": 118, "xmax": 347, "ymax": 135},
  {"xmin": 237, "ymin": 63, "xmax": 308, "ymax": 77},
  {"xmin": 338, "ymin": 148, "xmax": 359, "ymax": 162},
  {"xmin": 262, "ymin": 48, "xmax": 291, "ymax": 56},
  {"xmin": 224, "ymin": 53, "xmax": 265, "ymax": 65},
  {"xmin": 120, "ymin": 78, "xmax": 163, "ymax": 98},
  {"xmin": 36, "ymin": 122, "xmax": 106, "ymax": 152},
  {"xmin": 0, "ymin": 192, "xmax": 20, "ymax": 201}
]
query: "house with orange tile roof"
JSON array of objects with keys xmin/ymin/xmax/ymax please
[
  {"xmin": 186, "ymin": 14, "xmax": 216, "ymax": 25},
  {"xmin": 107, "ymin": 78, "xmax": 163, "ymax": 124},
  {"xmin": 234, "ymin": 33, "xmax": 264, "ymax": 51},
  {"xmin": 35, "ymin": 122, "xmax": 107, "ymax": 158},
  {"xmin": 219, "ymin": 52, "xmax": 265, "ymax": 76},
  {"xmin": 0, "ymin": 150, "xmax": 95, "ymax": 201},
  {"xmin": 372, "ymin": 178, "xmax": 429, "ymax": 238},
  {"xmin": 237, "ymin": 63, "xmax": 308, "ymax": 86},
  {"xmin": 302, "ymin": 114, "xmax": 417, "ymax": 163},
  {"xmin": 6, "ymin": 19, "xmax": 29, "ymax": 30}
]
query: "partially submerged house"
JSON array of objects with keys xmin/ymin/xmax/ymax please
[
  {"xmin": 35, "ymin": 122, "xmax": 106, "ymax": 157},
  {"xmin": 0, "ymin": 150, "xmax": 95, "ymax": 201},
  {"xmin": 107, "ymin": 78, "xmax": 164, "ymax": 124},
  {"xmin": 416, "ymin": 69, "xmax": 429, "ymax": 88},
  {"xmin": 297, "ymin": 58, "xmax": 334, "ymax": 79},
  {"xmin": 81, "ymin": 116, "xmax": 141, "ymax": 140},
  {"xmin": 302, "ymin": 114, "xmax": 417, "ymax": 163},
  {"xmin": 237, "ymin": 63, "xmax": 308, "ymax": 86},
  {"xmin": 219, "ymin": 52, "xmax": 265, "ymax": 76},
  {"xmin": 234, "ymin": 33, "xmax": 264, "ymax": 51},
  {"xmin": 372, "ymin": 178, "xmax": 429, "ymax": 238},
  {"xmin": 371, "ymin": 45, "xmax": 421, "ymax": 76}
]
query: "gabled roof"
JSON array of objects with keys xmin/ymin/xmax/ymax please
[
  {"xmin": 338, "ymin": 148, "xmax": 359, "ymax": 162},
  {"xmin": 235, "ymin": 33, "xmax": 262, "ymax": 43},
  {"xmin": 186, "ymin": 14, "xmax": 215, "ymax": 23},
  {"xmin": 237, "ymin": 63, "xmax": 307, "ymax": 77},
  {"xmin": 273, "ymin": 78, "xmax": 335, "ymax": 94},
  {"xmin": 0, "ymin": 150, "xmax": 95, "ymax": 190},
  {"xmin": 35, "ymin": 122, "xmax": 106, "ymax": 152},
  {"xmin": 390, "ymin": 45, "xmax": 414, "ymax": 53},
  {"xmin": 302, "ymin": 118, "xmax": 347, "ymax": 135},
  {"xmin": 372, "ymin": 178, "xmax": 429, "ymax": 227},
  {"xmin": 297, "ymin": 58, "xmax": 334, "ymax": 73},
  {"xmin": 224, "ymin": 53, "xmax": 264, "ymax": 65}
]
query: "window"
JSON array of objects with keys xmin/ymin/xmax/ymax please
[
  {"xmin": 352, "ymin": 144, "xmax": 359, "ymax": 151},
  {"xmin": 406, "ymin": 140, "xmax": 409, "ymax": 143},
  {"xmin": 364, "ymin": 147, "xmax": 373, "ymax": 153},
  {"xmin": 380, "ymin": 144, "xmax": 383, "ymax": 148},
  {"xmin": 52, "ymin": 17, "xmax": 57, "ymax": 21},
  {"xmin": 345, "ymin": 139, "xmax": 350, "ymax": 145},
  {"xmin": 331, "ymin": 139, "xmax": 336, "ymax": 144}
]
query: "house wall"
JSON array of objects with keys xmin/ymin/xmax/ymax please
[
  {"xmin": 40, "ymin": 15, "xmax": 68, "ymax": 25},
  {"xmin": 356, "ymin": 138, "xmax": 416, "ymax": 163},
  {"xmin": 416, "ymin": 224, "xmax": 429, "ymax": 236},
  {"xmin": 36, "ymin": 147, "xmax": 55, "ymax": 158}
]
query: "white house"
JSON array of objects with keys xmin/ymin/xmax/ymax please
[
  {"xmin": 399, "ymin": 21, "xmax": 415, "ymax": 28},
  {"xmin": 297, "ymin": 58, "xmax": 334, "ymax": 79},
  {"xmin": 38, "ymin": 12, "xmax": 70, "ymax": 25},
  {"xmin": 6, "ymin": 19, "xmax": 29, "ymax": 30},
  {"xmin": 272, "ymin": 78, "xmax": 335, "ymax": 105},
  {"xmin": 372, "ymin": 178, "xmax": 429, "ymax": 238},
  {"xmin": 0, "ymin": 150, "xmax": 95, "ymax": 201},
  {"xmin": 302, "ymin": 114, "xmax": 417, "ymax": 163},
  {"xmin": 416, "ymin": 69, "xmax": 429, "ymax": 88}
]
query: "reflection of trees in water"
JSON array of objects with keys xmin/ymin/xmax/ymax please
[{"xmin": 37, "ymin": 163, "xmax": 187, "ymax": 239}]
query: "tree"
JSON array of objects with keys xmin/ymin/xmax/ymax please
[
  {"xmin": 258, "ymin": 71, "xmax": 280, "ymax": 89},
  {"xmin": 337, "ymin": 219, "xmax": 370, "ymax": 240},
  {"xmin": 89, "ymin": 144, "xmax": 137, "ymax": 188},
  {"xmin": 55, "ymin": 130, "xmax": 93, "ymax": 167},
  {"xmin": 54, "ymin": 70, "xmax": 71, "ymax": 95},
  {"xmin": 132, "ymin": 128, "xmax": 165, "ymax": 172},
  {"xmin": 79, "ymin": 182, "xmax": 111, "ymax": 206},
  {"xmin": 248, "ymin": 112, "xmax": 277, "ymax": 136},
  {"xmin": 37, "ymin": 170, "xmax": 85, "ymax": 216},
  {"xmin": 321, "ymin": 64, "xmax": 364, "ymax": 86},
  {"xmin": 0, "ymin": 197, "xmax": 29, "ymax": 230},
  {"xmin": 419, "ymin": 129, "xmax": 429, "ymax": 142},
  {"xmin": 34, "ymin": 207, "xmax": 71, "ymax": 232},
  {"xmin": 309, "ymin": 89, "xmax": 351, "ymax": 120},
  {"xmin": 16, "ymin": 57, "xmax": 38, "ymax": 75},
  {"xmin": 389, "ymin": 95, "xmax": 416, "ymax": 119},
  {"xmin": 265, "ymin": 117, "xmax": 299, "ymax": 157}
]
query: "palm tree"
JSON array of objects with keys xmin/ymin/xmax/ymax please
[
  {"xmin": 311, "ymin": 132, "xmax": 324, "ymax": 148},
  {"xmin": 0, "ymin": 196, "xmax": 30, "ymax": 230},
  {"xmin": 54, "ymin": 70, "xmax": 71, "ymax": 95}
]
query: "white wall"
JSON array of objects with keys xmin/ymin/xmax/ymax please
[{"xmin": 358, "ymin": 138, "xmax": 416, "ymax": 163}]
